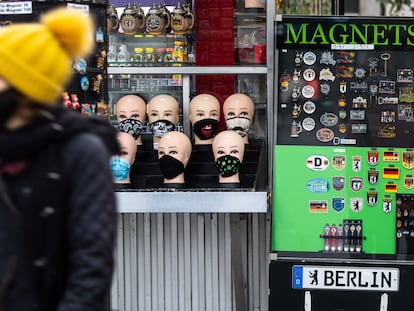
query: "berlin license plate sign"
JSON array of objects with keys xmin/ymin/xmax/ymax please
[{"xmin": 292, "ymin": 265, "xmax": 399, "ymax": 292}]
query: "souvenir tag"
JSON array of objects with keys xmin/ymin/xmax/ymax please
[
  {"xmin": 338, "ymin": 109, "xmax": 347, "ymax": 119},
  {"xmin": 338, "ymin": 65, "xmax": 354, "ymax": 78},
  {"xmin": 350, "ymin": 177, "xmax": 363, "ymax": 192},
  {"xmin": 380, "ymin": 110, "xmax": 396, "ymax": 123},
  {"xmin": 309, "ymin": 200, "xmax": 328, "ymax": 213},
  {"xmin": 366, "ymin": 190, "xmax": 378, "ymax": 206},
  {"xmin": 402, "ymin": 151, "xmax": 414, "ymax": 169},
  {"xmin": 307, "ymin": 178, "xmax": 328, "ymax": 193},
  {"xmin": 352, "ymin": 96, "xmax": 367, "ymax": 108},
  {"xmin": 332, "ymin": 177, "xmax": 345, "ymax": 191},
  {"xmin": 368, "ymin": 169, "xmax": 379, "ymax": 185},
  {"xmin": 319, "ymin": 68, "xmax": 335, "ymax": 81},
  {"xmin": 396, "ymin": 69, "xmax": 413, "ymax": 83},
  {"xmin": 302, "ymin": 85, "xmax": 315, "ymax": 98},
  {"xmin": 354, "ymin": 67, "xmax": 366, "ymax": 79},
  {"xmin": 320, "ymin": 83, "xmax": 330, "ymax": 95},
  {"xmin": 383, "ymin": 150, "xmax": 399, "ymax": 162},
  {"xmin": 350, "ymin": 197, "xmax": 363, "ymax": 212},
  {"xmin": 385, "ymin": 183, "xmax": 397, "ymax": 193},
  {"xmin": 302, "ymin": 117, "xmax": 315, "ymax": 131},
  {"xmin": 339, "ymin": 81, "xmax": 347, "ymax": 94},
  {"xmin": 293, "ymin": 69, "xmax": 301, "ymax": 83},
  {"xmin": 303, "ymin": 51, "xmax": 316, "ymax": 65},
  {"xmin": 292, "ymin": 86, "xmax": 301, "ymax": 100},
  {"xmin": 96, "ymin": 27, "xmax": 104, "ymax": 43},
  {"xmin": 320, "ymin": 51, "xmax": 336, "ymax": 65},
  {"xmin": 379, "ymin": 80, "xmax": 396, "ymax": 94},
  {"xmin": 332, "ymin": 156, "xmax": 345, "ymax": 170},
  {"xmin": 382, "ymin": 166, "xmax": 400, "ymax": 179},
  {"xmin": 320, "ymin": 112, "xmax": 338, "ymax": 127},
  {"xmin": 351, "ymin": 124, "xmax": 367, "ymax": 134},
  {"xmin": 306, "ymin": 155, "xmax": 329, "ymax": 171},
  {"xmin": 404, "ymin": 175, "xmax": 414, "ymax": 189},
  {"xmin": 80, "ymin": 76, "xmax": 89, "ymax": 91},
  {"xmin": 378, "ymin": 125, "xmax": 396, "ymax": 138},
  {"xmin": 338, "ymin": 123, "xmax": 346, "ymax": 133},
  {"xmin": 73, "ymin": 58, "xmax": 87, "ymax": 74},
  {"xmin": 367, "ymin": 150, "xmax": 379, "ymax": 166},
  {"xmin": 291, "ymin": 104, "xmax": 301, "ymax": 118},
  {"xmin": 352, "ymin": 156, "xmax": 362, "ymax": 172},
  {"xmin": 383, "ymin": 197, "xmax": 392, "ymax": 213},
  {"xmin": 316, "ymin": 128, "xmax": 334, "ymax": 142},
  {"xmin": 303, "ymin": 68, "xmax": 316, "ymax": 81},
  {"xmin": 303, "ymin": 101, "xmax": 316, "ymax": 114},
  {"xmin": 350, "ymin": 81, "xmax": 368, "ymax": 92},
  {"xmin": 350, "ymin": 110, "xmax": 365, "ymax": 121},
  {"xmin": 398, "ymin": 104, "xmax": 414, "ymax": 121},
  {"xmin": 368, "ymin": 56, "xmax": 379, "ymax": 77},
  {"xmin": 294, "ymin": 51, "xmax": 303, "ymax": 66}
]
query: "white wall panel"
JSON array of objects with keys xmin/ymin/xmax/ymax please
[{"xmin": 110, "ymin": 212, "xmax": 269, "ymax": 311}]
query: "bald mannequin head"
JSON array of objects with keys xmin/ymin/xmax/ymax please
[
  {"xmin": 189, "ymin": 94, "xmax": 220, "ymax": 145},
  {"xmin": 148, "ymin": 94, "xmax": 180, "ymax": 147},
  {"xmin": 116, "ymin": 95, "xmax": 147, "ymax": 146},
  {"xmin": 158, "ymin": 131, "xmax": 192, "ymax": 184},
  {"xmin": 212, "ymin": 130, "xmax": 244, "ymax": 184},
  {"xmin": 223, "ymin": 93, "xmax": 254, "ymax": 144}
]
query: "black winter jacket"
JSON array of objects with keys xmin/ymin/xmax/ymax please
[{"xmin": 0, "ymin": 107, "xmax": 119, "ymax": 311}]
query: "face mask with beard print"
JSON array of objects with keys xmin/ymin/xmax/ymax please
[
  {"xmin": 158, "ymin": 154, "xmax": 185, "ymax": 179},
  {"xmin": 225, "ymin": 117, "xmax": 251, "ymax": 137},
  {"xmin": 193, "ymin": 118, "xmax": 219, "ymax": 140},
  {"xmin": 150, "ymin": 119, "xmax": 176, "ymax": 138},
  {"xmin": 118, "ymin": 119, "xmax": 143, "ymax": 139}
]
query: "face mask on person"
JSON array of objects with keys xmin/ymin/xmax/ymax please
[
  {"xmin": 158, "ymin": 154, "xmax": 185, "ymax": 179},
  {"xmin": 0, "ymin": 88, "xmax": 20, "ymax": 126},
  {"xmin": 118, "ymin": 118, "xmax": 143, "ymax": 139},
  {"xmin": 150, "ymin": 119, "xmax": 175, "ymax": 138},
  {"xmin": 215, "ymin": 154, "xmax": 241, "ymax": 177},
  {"xmin": 109, "ymin": 156, "xmax": 130, "ymax": 181},
  {"xmin": 225, "ymin": 117, "xmax": 251, "ymax": 137},
  {"xmin": 193, "ymin": 118, "xmax": 219, "ymax": 140}
]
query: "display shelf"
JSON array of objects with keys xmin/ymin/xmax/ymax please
[
  {"xmin": 107, "ymin": 66, "xmax": 268, "ymax": 75},
  {"xmin": 115, "ymin": 190, "xmax": 268, "ymax": 213}
]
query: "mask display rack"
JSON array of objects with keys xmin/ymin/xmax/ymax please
[{"xmin": 106, "ymin": 0, "xmax": 271, "ymax": 213}]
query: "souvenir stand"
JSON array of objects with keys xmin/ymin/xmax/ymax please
[
  {"xmin": 269, "ymin": 14, "xmax": 414, "ymax": 310},
  {"xmin": 106, "ymin": 0, "xmax": 272, "ymax": 309}
]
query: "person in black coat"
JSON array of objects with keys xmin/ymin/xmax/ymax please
[{"xmin": 0, "ymin": 7, "xmax": 119, "ymax": 311}]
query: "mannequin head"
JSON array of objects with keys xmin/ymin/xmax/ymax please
[
  {"xmin": 116, "ymin": 95, "xmax": 147, "ymax": 146},
  {"xmin": 110, "ymin": 131, "xmax": 137, "ymax": 184},
  {"xmin": 189, "ymin": 94, "xmax": 221, "ymax": 145},
  {"xmin": 148, "ymin": 94, "xmax": 180, "ymax": 147},
  {"xmin": 158, "ymin": 131, "xmax": 192, "ymax": 185},
  {"xmin": 223, "ymin": 93, "xmax": 254, "ymax": 144},
  {"xmin": 212, "ymin": 130, "xmax": 244, "ymax": 184}
]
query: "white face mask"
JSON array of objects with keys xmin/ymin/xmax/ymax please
[{"xmin": 225, "ymin": 117, "xmax": 251, "ymax": 137}]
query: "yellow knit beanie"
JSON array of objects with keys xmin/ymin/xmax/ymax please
[{"xmin": 0, "ymin": 7, "xmax": 94, "ymax": 105}]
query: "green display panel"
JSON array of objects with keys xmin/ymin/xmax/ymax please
[{"xmin": 272, "ymin": 145, "xmax": 414, "ymax": 255}]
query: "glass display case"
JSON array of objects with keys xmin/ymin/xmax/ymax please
[{"xmin": 106, "ymin": 0, "xmax": 271, "ymax": 212}]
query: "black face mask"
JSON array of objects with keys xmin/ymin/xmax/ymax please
[
  {"xmin": 158, "ymin": 155, "xmax": 185, "ymax": 179},
  {"xmin": 0, "ymin": 88, "xmax": 20, "ymax": 126},
  {"xmin": 193, "ymin": 118, "xmax": 219, "ymax": 140},
  {"xmin": 118, "ymin": 118, "xmax": 143, "ymax": 139},
  {"xmin": 150, "ymin": 119, "xmax": 175, "ymax": 138},
  {"xmin": 215, "ymin": 154, "xmax": 241, "ymax": 177}
]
